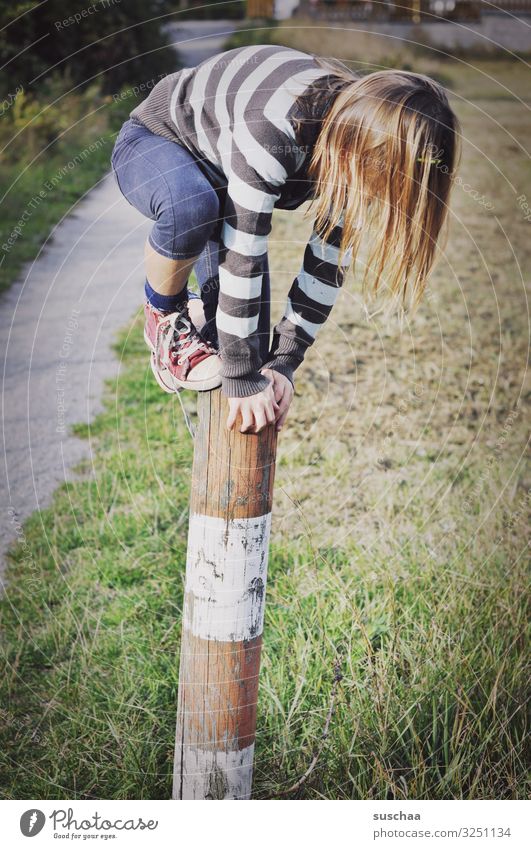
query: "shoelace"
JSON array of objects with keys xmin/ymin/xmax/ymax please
[
  {"xmin": 155, "ymin": 310, "xmax": 215, "ymax": 372},
  {"xmin": 152, "ymin": 307, "xmax": 217, "ymax": 440}
]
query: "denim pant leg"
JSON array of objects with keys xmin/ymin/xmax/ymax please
[
  {"xmin": 194, "ymin": 240, "xmax": 272, "ymax": 366},
  {"xmin": 111, "ymin": 118, "xmax": 272, "ymax": 366},
  {"xmin": 110, "ymin": 118, "xmax": 220, "ymax": 261}
]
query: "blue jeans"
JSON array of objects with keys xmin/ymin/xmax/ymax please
[{"xmin": 110, "ymin": 117, "xmax": 271, "ymax": 360}]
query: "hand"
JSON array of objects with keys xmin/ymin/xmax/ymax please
[
  {"xmin": 260, "ymin": 367, "xmax": 294, "ymax": 432},
  {"xmin": 226, "ymin": 378, "xmax": 280, "ymax": 434}
]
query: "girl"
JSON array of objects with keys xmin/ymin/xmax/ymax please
[{"xmin": 110, "ymin": 45, "xmax": 459, "ymax": 434}]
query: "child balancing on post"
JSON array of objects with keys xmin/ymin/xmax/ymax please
[{"xmin": 111, "ymin": 45, "xmax": 459, "ymax": 434}]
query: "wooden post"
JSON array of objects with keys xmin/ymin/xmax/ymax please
[{"xmin": 172, "ymin": 387, "xmax": 278, "ymax": 800}]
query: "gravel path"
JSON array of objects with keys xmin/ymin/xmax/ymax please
[
  {"xmin": 164, "ymin": 19, "xmax": 239, "ymax": 67},
  {"xmin": 0, "ymin": 21, "xmax": 236, "ymax": 578}
]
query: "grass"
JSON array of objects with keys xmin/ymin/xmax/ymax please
[
  {"xmin": 1, "ymin": 325, "xmax": 527, "ymax": 800},
  {"xmin": 0, "ymin": 74, "xmax": 149, "ymax": 294},
  {"xmin": 0, "ymin": 45, "xmax": 529, "ymax": 799}
]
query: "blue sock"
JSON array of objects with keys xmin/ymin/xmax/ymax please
[{"xmin": 145, "ymin": 280, "xmax": 188, "ymax": 313}]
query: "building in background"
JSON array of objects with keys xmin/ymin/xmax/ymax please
[
  {"xmin": 171, "ymin": 1, "xmax": 531, "ymax": 20},
  {"xmin": 287, "ymin": 1, "xmax": 531, "ymax": 22},
  {"xmin": 246, "ymin": 0, "xmax": 275, "ymax": 15},
  {"xmin": 275, "ymin": 0, "xmax": 301, "ymax": 17}
]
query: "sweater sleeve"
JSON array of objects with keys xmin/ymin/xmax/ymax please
[
  {"xmin": 261, "ymin": 218, "xmax": 352, "ymax": 387},
  {"xmin": 216, "ymin": 134, "xmax": 290, "ymax": 398}
]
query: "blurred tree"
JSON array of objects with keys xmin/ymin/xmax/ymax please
[
  {"xmin": 173, "ymin": 0, "xmax": 245, "ymax": 19},
  {"xmin": 0, "ymin": 0, "xmax": 176, "ymax": 99}
]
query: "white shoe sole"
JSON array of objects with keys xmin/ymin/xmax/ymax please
[{"xmin": 144, "ymin": 328, "xmax": 222, "ymax": 393}]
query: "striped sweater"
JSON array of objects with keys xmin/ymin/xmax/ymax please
[{"xmin": 130, "ymin": 45, "xmax": 353, "ymax": 397}]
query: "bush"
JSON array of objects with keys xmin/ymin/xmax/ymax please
[
  {"xmin": 0, "ymin": 71, "xmax": 145, "ymax": 293},
  {"xmin": 0, "ymin": 1, "xmax": 175, "ymax": 99},
  {"xmin": 170, "ymin": 0, "xmax": 245, "ymax": 20},
  {"xmin": 223, "ymin": 19, "xmax": 278, "ymax": 50}
]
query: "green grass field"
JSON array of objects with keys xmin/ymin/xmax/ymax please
[
  {"xmin": 0, "ymin": 38, "xmax": 529, "ymax": 799},
  {"xmin": 1, "ymin": 326, "xmax": 527, "ymax": 800},
  {"xmin": 0, "ymin": 76, "xmax": 143, "ymax": 294}
]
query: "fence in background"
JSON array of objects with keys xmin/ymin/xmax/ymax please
[{"xmin": 297, "ymin": 0, "xmax": 531, "ymax": 22}]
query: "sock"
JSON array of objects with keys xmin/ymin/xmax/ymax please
[{"xmin": 145, "ymin": 280, "xmax": 188, "ymax": 313}]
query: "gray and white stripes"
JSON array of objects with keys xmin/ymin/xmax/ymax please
[{"xmin": 131, "ymin": 44, "xmax": 351, "ymax": 397}]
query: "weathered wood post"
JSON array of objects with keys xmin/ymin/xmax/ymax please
[{"xmin": 173, "ymin": 387, "xmax": 277, "ymax": 800}]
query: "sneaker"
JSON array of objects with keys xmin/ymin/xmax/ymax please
[
  {"xmin": 143, "ymin": 300, "xmax": 222, "ymax": 393},
  {"xmin": 187, "ymin": 296, "xmax": 220, "ymax": 353}
]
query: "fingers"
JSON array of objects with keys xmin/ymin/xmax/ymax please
[
  {"xmin": 265, "ymin": 379, "xmax": 288, "ymax": 431},
  {"xmin": 265, "ymin": 384, "xmax": 280, "ymax": 427},
  {"xmin": 251, "ymin": 407, "xmax": 266, "ymax": 433},
  {"xmin": 240, "ymin": 404, "xmax": 254, "ymax": 433},
  {"xmin": 244, "ymin": 399, "xmax": 276, "ymax": 434},
  {"xmin": 226, "ymin": 399, "xmax": 262, "ymax": 433},
  {"xmin": 226, "ymin": 401, "xmax": 239, "ymax": 431},
  {"xmin": 225, "ymin": 381, "xmax": 282, "ymax": 434},
  {"xmin": 275, "ymin": 392, "xmax": 290, "ymax": 430},
  {"xmin": 272, "ymin": 380, "xmax": 284, "ymax": 405},
  {"xmin": 274, "ymin": 382, "xmax": 293, "ymax": 432},
  {"xmin": 276, "ymin": 404, "xmax": 290, "ymax": 431},
  {"xmin": 261, "ymin": 367, "xmax": 284, "ymax": 405},
  {"xmin": 265, "ymin": 399, "xmax": 277, "ymax": 426},
  {"xmin": 273, "ymin": 383, "xmax": 287, "ymax": 416}
]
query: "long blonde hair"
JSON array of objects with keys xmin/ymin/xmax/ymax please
[{"xmin": 307, "ymin": 59, "xmax": 461, "ymax": 307}]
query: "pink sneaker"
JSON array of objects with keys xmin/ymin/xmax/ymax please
[{"xmin": 143, "ymin": 301, "xmax": 221, "ymax": 393}]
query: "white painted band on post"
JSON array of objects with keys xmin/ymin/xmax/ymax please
[
  {"xmin": 183, "ymin": 512, "xmax": 272, "ymax": 642},
  {"xmin": 178, "ymin": 743, "xmax": 255, "ymax": 800}
]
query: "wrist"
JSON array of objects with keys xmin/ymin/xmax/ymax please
[
  {"xmin": 221, "ymin": 372, "xmax": 272, "ymax": 398},
  {"xmin": 260, "ymin": 359, "xmax": 295, "ymax": 388}
]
